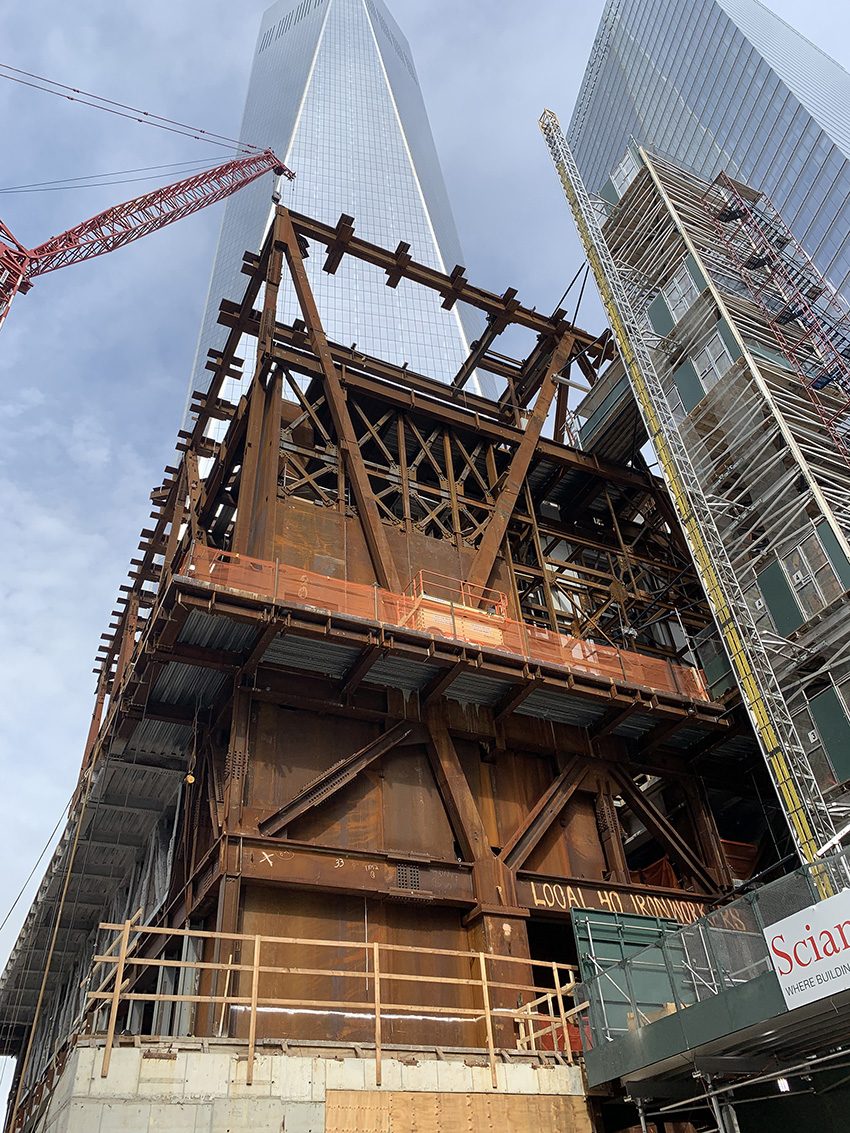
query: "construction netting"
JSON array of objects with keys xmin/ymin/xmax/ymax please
[{"xmin": 181, "ymin": 546, "xmax": 708, "ymax": 702}]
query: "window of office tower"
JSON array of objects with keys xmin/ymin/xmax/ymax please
[{"xmin": 662, "ymin": 262, "xmax": 700, "ymax": 322}]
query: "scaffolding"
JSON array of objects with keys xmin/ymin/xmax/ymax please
[
  {"xmin": 539, "ymin": 109, "xmax": 834, "ymax": 864},
  {"xmin": 599, "ymin": 148, "xmax": 850, "ymax": 825},
  {"xmin": 704, "ymin": 170, "xmax": 850, "ymax": 461}
]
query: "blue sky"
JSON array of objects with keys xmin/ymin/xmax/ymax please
[{"xmin": 0, "ymin": 0, "xmax": 847, "ymax": 1100}]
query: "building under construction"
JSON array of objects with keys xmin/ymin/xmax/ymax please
[
  {"xmin": 568, "ymin": 141, "xmax": 850, "ymax": 835},
  {"xmin": 0, "ymin": 196, "xmax": 785, "ymax": 1133},
  {"xmin": 538, "ymin": 114, "xmax": 850, "ymax": 1130}
]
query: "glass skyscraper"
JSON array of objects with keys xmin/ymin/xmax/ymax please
[
  {"xmin": 189, "ymin": 0, "xmax": 485, "ymax": 415},
  {"xmin": 569, "ymin": 0, "xmax": 850, "ymax": 298}
]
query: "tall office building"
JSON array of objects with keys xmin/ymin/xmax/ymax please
[
  {"xmin": 569, "ymin": 0, "xmax": 850, "ymax": 299},
  {"xmin": 189, "ymin": 0, "xmax": 486, "ymax": 409}
]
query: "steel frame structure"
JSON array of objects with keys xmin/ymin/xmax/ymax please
[
  {"xmin": 1, "ymin": 203, "xmax": 767, "ymax": 1131},
  {"xmin": 704, "ymin": 171, "xmax": 850, "ymax": 458},
  {"xmin": 614, "ymin": 155, "xmax": 850, "ymax": 823}
]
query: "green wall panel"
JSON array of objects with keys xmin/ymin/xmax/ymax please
[
  {"xmin": 809, "ymin": 686, "xmax": 850, "ymax": 784},
  {"xmin": 685, "ymin": 252, "xmax": 708, "ymax": 291},
  {"xmin": 816, "ymin": 520, "xmax": 850, "ymax": 592},
  {"xmin": 648, "ymin": 293, "xmax": 675, "ymax": 336},
  {"xmin": 672, "ymin": 358, "xmax": 705, "ymax": 413},
  {"xmin": 756, "ymin": 561, "xmax": 804, "ymax": 636},
  {"xmin": 599, "ymin": 177, "xmax": 619, "ymax": 206},
  {"xmin": 717, "ymin": 316, "xmax": 744, "ymax": 362},
  {"xmin": 579, "ymin": 374, "xmax": 631, "ymax": 445}
]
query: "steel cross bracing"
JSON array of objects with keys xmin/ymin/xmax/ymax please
[
  {"xmin": 539, "ymin": 109, "xmax": 833, "ymax": 863},
  {"xmin": 702, "ymin": 172, "xmax": 850, "ymax": 467}
]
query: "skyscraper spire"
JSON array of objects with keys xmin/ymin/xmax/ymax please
[{"xmin": 188, "ymin": 0, "xmax": 485, "ymax": 415}]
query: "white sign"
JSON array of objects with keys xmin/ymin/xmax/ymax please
[{"xmin": 764, "ymin": 887, "xmax": 850, "ymax": 1010}]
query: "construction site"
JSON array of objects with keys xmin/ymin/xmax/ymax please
[{"xmin": 2, "ymin": 3, "xmax": 850, "ymax": 1132}]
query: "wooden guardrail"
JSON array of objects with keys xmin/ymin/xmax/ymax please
[{"xmin": 83, "ymin": 918, "xmax": 584, "ymax": 1089}]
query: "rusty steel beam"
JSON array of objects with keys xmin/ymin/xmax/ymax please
[
  {"xmin": 638, "ymin": 714, "xmax": 697, "ymax": 756},
  {"xmin": 607, "ymin": 766, "xmax": 722, "ymax": 896},
  {"xmin": 146, "ymin": 641, "xmax": 243, "ymax": 671},
  {"xmin": 502, "ymin": 758, "xmax": 587, "ymax": 870},
  {"xmin": 258, "ymin": 721, "xmax": 414, "ymax": 837},
  {"xmin": 243, "ymin": 621, "xmax": 284, "ymax": 677},
  {"xmin": 467, "ymin": 343, "xmax": 572, "ymax": 595},
  {"xmin": 276, "ymin": 208, "xmax": 402, "ymax": 592},
  {"xmin": 425, "ymin": 713, "xmax": 491, "ymax": 864},
  {"xmin": 419, "ymin": 660, "xmax": 470, "ymax": 707},
  {"xmin": 224, "ymin": 687, "xmax": 251, "ymax": 831},
  {"xmin": 493, "ymin": 677, "xmax": 544, "ymax": 722},
  {"xmin": 339, "ymin": 643, "xmax": 387, "ymax": 697},
  {"xmin": 590, "ymin": 700, "xmax": 643, "ymax": 740},
  {"xmin": 168, "ymin": 584, "xmax": 727, "ymax": 728},
  {"xmin": 220, "ymin": 835, "xmax": 477, "ymax": 906},
  {"xmin": 451, "ymin": 319, "xmax": 507, "ymax": 392},
  {"xmin": 215, "ymin": 309, "xmax": 663, "ymax": 496},
  {"xmin": 237, "ymin": 263, "xmax": 287, "ymax": 555},
  {"xmin": 243, "ymin": 306, "xmax": 527, "ymax": 392},
  {"xmin": 288, "ymin": 209, "xmax": 599, "ymax": 349},
  {"xmin": 515, "ymin": 874, "xmax": 710, "ymax": 922}
]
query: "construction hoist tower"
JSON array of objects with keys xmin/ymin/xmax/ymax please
[{"xmin": 539, "ymin": 110, "xmax": 837, "ymax": 863}]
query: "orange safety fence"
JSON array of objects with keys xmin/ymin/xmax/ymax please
[{"xmin": 180, "ymin": 546, "xmax": 709, "ymax": 701}]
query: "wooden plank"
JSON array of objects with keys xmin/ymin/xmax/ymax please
[
  {"xmin": 324, "ymin": 1092, "xmax": 595, "ymax": 1133},
  {"xmin": 246, "ymin": 936, "xmax": 260, "ymax": 1085},
  {"xmin": 100, "ymin": 916, "xmax": 131, "ymax": 1078},
  {"xmin": 478, "ymin": 952, "xmax": 498, "ymax": 1089},
  {"xmin": 373, "ymin": 942, "xmax": 382, "ymax": 1087}
]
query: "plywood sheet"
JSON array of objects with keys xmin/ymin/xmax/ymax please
[{"xmin": 325, "ymin": 1090, "xmax": 594, "ymax": 1133}]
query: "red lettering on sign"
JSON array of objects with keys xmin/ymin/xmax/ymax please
[{"xmin": 770, "ymin": 934, "xmax": 793, "ymax": 976}]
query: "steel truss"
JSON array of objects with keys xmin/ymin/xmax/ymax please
[{"xmin": 2, "ymin": 201, "xmax": 750, "ymax": 1131}]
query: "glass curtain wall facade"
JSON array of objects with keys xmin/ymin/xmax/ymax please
[
  {"xmin": 569, "ymin": 0, "xmax": 850, "ymax": 300},
  {"xmin": 188, "ymin": 0, "xmax": 485, "ymax": 420}
]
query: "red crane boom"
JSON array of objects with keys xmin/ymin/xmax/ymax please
[{"xmin": 0, "ymin": 148, "xmax": 292, "ymax": 332}]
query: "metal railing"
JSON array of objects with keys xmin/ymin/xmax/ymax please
[
  {"xmin": 179, "ymin": 544, "xmax": 709, "ymax": 701},
  {"xmin": 576, "ymin": 845, "xmax": 850, "ymax": 1047},
  {"xmin": 80, "ymin": 919, "xmax": 584, "ymax": 1090}
]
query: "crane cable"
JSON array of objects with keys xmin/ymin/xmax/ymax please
[
  {"xmin": 0, "ymin": 158, "xmax": 224, "ymax": 195},
  {"xmin": 0, "ymin": 62, "xmax": 262, "ymax": 154}
]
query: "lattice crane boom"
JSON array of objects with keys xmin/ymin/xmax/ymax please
[{"xmin": 0, "ymin": 148, "xmax": 293, "ymax": 332}]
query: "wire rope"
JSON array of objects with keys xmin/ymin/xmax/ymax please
[
  {"xmin": 0, "ymin": 158, "xmax": 221, "ymax": 194},
  {"xmin": 0, "ymin": 62, "xmax": 261, "ymax": 153},
  {"xmin": 0, "ymin": 804, "xmax": 70, "ymax": 937}
]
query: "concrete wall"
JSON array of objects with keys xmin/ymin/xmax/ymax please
[{"xmin": 36, "ymin": 1042, "xmax": 589, "ymax": 1132}]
